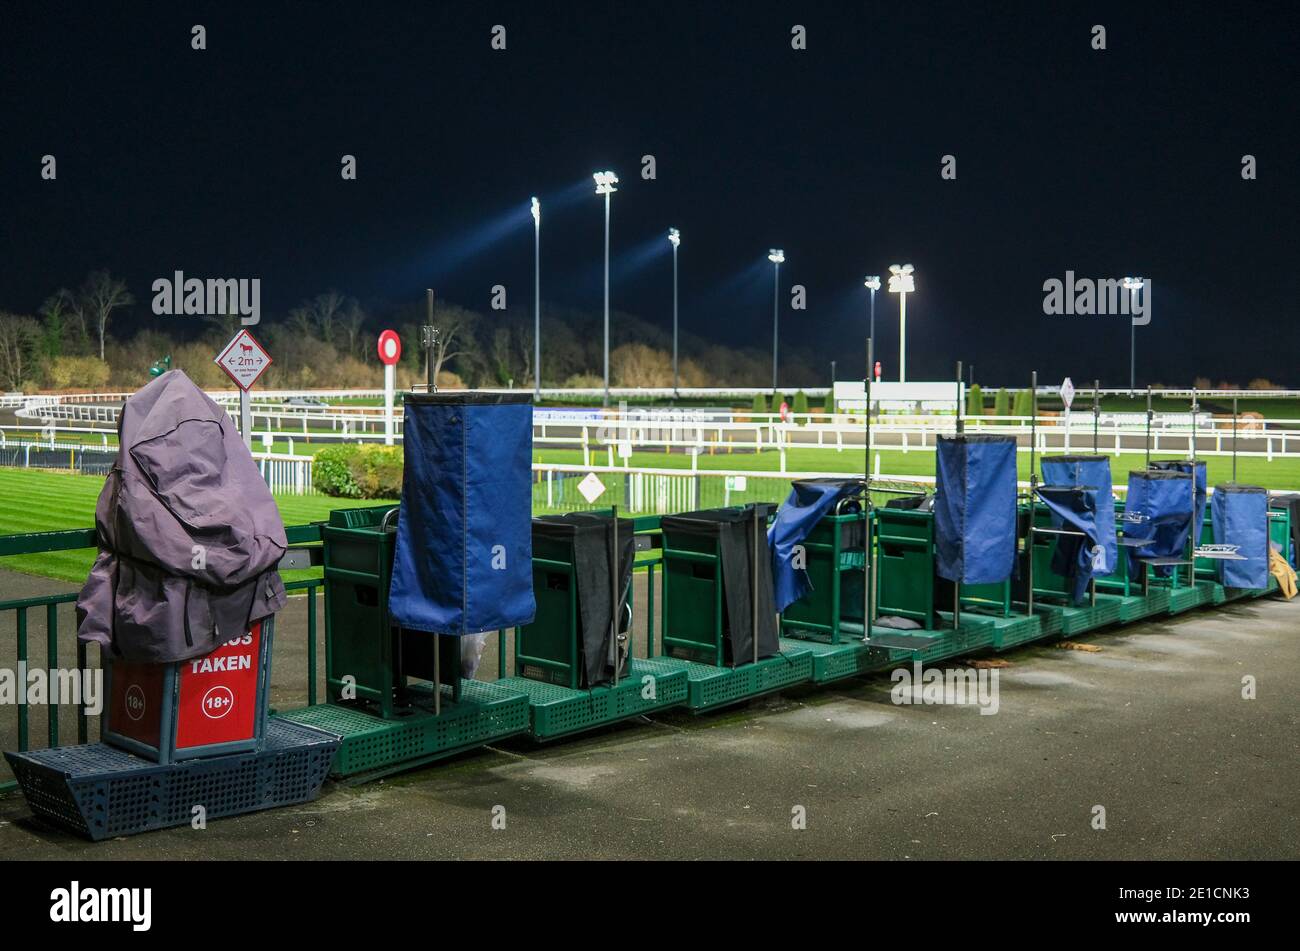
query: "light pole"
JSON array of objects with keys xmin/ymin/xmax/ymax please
[
  {"xmin": 863, "ymin": 275, "xmax": 880, "ymax": 347},
  {"xmin": 768, "ymin": 249, "xmax": 784, "ymax": 391},
  {"xmin": 531, "ymin": 196, "xmax": 540, "ymax": 399},
  {"xmin": 887, "ymin": 264, "xmax": 915, "ymax": 382},
  {"xmin": 1123, "ymin": 276, "xmax": 1142, "ymax": 392},
  {"xmin": 593, "ymin": 170, "xmax": 619, "ymax": 405},
  {"xmin": 668, "ymin": 228, "xmax": 680, "ymax": 396}
]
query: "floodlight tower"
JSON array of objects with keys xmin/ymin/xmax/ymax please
[
  {"xmin": 768, "ymin": 249, "xmax": 785, "ymax": 391},
  {"xmin": 1123, "ymin": 276, "xmax": 1143, "ymax": 392},
  {"xmin": 863, "ymin": 275, "xmax": 881, "ymax": 347},
  {"xmin": 887, "ymin": 264, "xmax": 915, "ymax": 382},
  {"xmin": 531, "ymin": 196, "xmax": 541, "ymax": 398},
  {"xmin": 593, "ymin": 170, "xmax": 619, "ymax": 405},
  {"xmin": 668, "ymin": 228, "xmax": 681, "ymax": 396}
]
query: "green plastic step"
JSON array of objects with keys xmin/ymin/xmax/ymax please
[
  {"xmin": 280, "ymin": 679, "xmax": 530, "ymax": 781},
  {"xmin": 880, "ymin": 616, "xmax": 996, "ymax": 664},
  {"xmin": 645, "ymin": 649, "xmax": 814, "ymax": 712},
  {"xmin": 778, "ymin": 636, "xmax": 881, "ymax": 683},
  {"xmin": 1166, "ymin": 585, "xmax": 1204, "ymax": 615},
  {"xmin": 496, "ymin": 657, "xmax": 689, "ymax": 740},
  {"xmin": 953, "ymin": 611, "xmax": 1046, "ymax": 652}
]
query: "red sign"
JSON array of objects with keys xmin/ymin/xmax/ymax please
[
  {"xmin": 377, "ymin": 329, "xmax": 402, "ymax": 366},
  {"xmin": 108, "ymin": 660, "xmax": 166, "ymax": 749},
  {"xmin": 175, "ymin": 622, "xmax": 263, "ymax": 750},
  {"xmin": 873, "ymin": 361, "xmax": 882, "ymax": 382},
  {"xmin": 214, "ymin": 329, "xmax": 273, "ymax": 390}
]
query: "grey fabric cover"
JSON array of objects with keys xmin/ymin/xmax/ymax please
[{"xmin": 76, "ymin": 370, "xmax": 287, "ymax": 663}]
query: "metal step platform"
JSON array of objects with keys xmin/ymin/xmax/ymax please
[
  {"xmin": 777, "ymin": 636, "xmax": 880, "ymax": 684},
  {"xmin": 496, "ymin": 657, "xmax": 689, "ymax": 741},
  {"xmin": 652, "ymin": 647, "xmax": 814, "ymax": 713},
  {"xmin": 3, "ymin": 717, "xmax": 339, "ymax": 841},
  {"xmin": 279, "ymin": 679, "xmax": 529, "ymax": 782}
]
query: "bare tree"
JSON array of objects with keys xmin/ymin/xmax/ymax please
[
  {"xmin": 430, "ymin": 311, "xmax": 466, "ymax": 381},
  {"xmin": 340, "ymin": 300, "xmax": 366, "ymax": 357},
  {"xmin": 309, "ymin": 290, "xmax": 347, "ymax": 343},
  {"xmin": 42, "ymin": 288, "xmax": 87, "ymax": 353},
  {"xmin": 81, "ymin": 270, "xmax": 133, "ymax": 360},
  {"xmin": 0, "ymin": 313, "xmax": 40, "ymax": 390},
  {"xmin": 288, "ymin": 306, "xmax": 315, "ymax": 339}
]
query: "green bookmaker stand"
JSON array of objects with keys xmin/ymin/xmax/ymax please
[
  {"xmin": 280, "ymin": 506, "xmax": 530, "ymax": 781},
  {"xmin": 657, "ymin": 504, "xmax": 812, "ymax": 711},
  {"xmin": 495, "ymin": 512, "xmax": 688, "ymax": 740}
]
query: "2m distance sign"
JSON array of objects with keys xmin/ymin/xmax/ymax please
[{"xmin": 215, "ymin": 329, "xmax": 273, "ymax": 390}]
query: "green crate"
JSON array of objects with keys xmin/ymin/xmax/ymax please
[
  {"xmin": 779, "ymin": 511, "xmax": 868, "ymax": 644},
  {"xmin": 279, "ymin": 679, "xmax": 529, "ymax": 782},
  {"xmin": 874, "ymin": 508, "xmax": 938, "ymax": 629},
  {"xmin": 496, "ymin": 658, "xmax": 689, "ymax": 740}
]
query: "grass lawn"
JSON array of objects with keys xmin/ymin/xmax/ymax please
[{"xmin": 2, "ymin": 442, "xmax": 1298, "ymax": 585}]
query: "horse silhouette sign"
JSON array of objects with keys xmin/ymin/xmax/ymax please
[{"xmin": 214, "ymin": 329, "xmax": 273, "ymax": 390}]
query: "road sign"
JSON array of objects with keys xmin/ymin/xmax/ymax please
[
  {"xmin": 377, "ymin": 329, "xmax": 402, "ymax": 366},
  {"xmin": 578, "ymin": 472, "xmax": 607, "ymax": 503},
  {"xmin": 214, "ymin": 330, "xmax": 272, "ymax": 390},
  {"xmin": 1060, "ymin": 377, "xmax": 1075, "ymax": 411}
]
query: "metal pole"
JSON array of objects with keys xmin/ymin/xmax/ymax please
[
  {"xmin": 865, "ymin": 336, "xmax": 873, "ymax": 636},
  {"xmin": 1027, "ymin": 370, "xmax": 1037, "ymax": 616},
  {"xmin": 534, "ymin": 210, "xmax": 541, "ymax": 399},
  {"xmin": 433, "ymin": 633, "xmax": 441, "ymax": 715},
  {"xmin": 672, "ymin": 242, "xmax": 679, "ymax": 397},
  {"xmin": 869, "ymin": 288, "xmax": 876, "ymax": 346},
  {"xmin": 603, "ymin": 190, "xmax": 611, "ymax": 407},
  {"xmin": 611, "ymin": 504, "xmax": 620, "ymax": 687},
  {"xmin": 752, "ymin": 503, "xmax": 760, "ymax": 665},
  {"xmin": 239, "ymin": 389, "xmax": 251, "ymax": 449},
  {"xmin": 1030, "ymin": 370, "xmax": 1038, "ymax": 480},
  {"xmin": 771, "ymin": 261, "xmax": 780, "ymax": 391},
  {"xmin": 1145, "ymin": 385, "xmax": 1152, "ymax": 469},
  {"xmin": 956, "ymin": 360, "xmax": 964, "ymax": 435},
  {"xmin": 898, "ymin": 292, "xmax": 907, "ymax": 383},
  {"xmin": 1092, "ymin": 379, "xmax": 1100, "ymax": 454},
  {"xmin": 426, "ymin": 289, "xmax": 435, "ymax": 391},
  {"xmin": 1129, "ymin": 288, "xmax": 1138, "ymax": 391},
  {"xmin": 1233, "ymin": 396, "xmax": 1239, "ymax": 482}
]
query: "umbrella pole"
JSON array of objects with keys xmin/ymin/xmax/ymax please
[{"xmin": 611, "ymin": 504, "xmax": 620, "ymax": 687}]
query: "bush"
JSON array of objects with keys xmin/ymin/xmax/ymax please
[
  {"xmin": 45, "ymin": 355, "xmax": 110, "ymax": 391},
  {"xmin": 994, "ymin": 387, "xmax": 1010, "ymax": 418},
  {"xmin": 965, "ymin": 383, "xmax": 982, "ymax": 417},
  {"xmin": 313, "ymin": 444, "xmax": 404, "ymax": 499},
  {"xmin": 313, "ymin": 445, "xmax": 363, "ymax": 498},
  {"xmin": 792, "ymin": 389, "xmax": 809, "ymax": 423},
  {"xmin": 751, "ymin": 392, "xmax": 768, "ymax": 415}
]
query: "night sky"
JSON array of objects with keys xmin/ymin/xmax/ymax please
[{"xmin": 2, "ymin": 1, "xmax": 1296, "ymax": 387}]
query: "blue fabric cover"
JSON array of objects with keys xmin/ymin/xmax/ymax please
[
  {"xmin": 1150, "ymin": 460, "xmax": 1207, "ymax": 544},
  {"xmin": 1036, "ymin": 485, "xmax": 1103, "ymax": 604},
  {"xmin": 1040, "ymin": 455, "xmax": 1118, "ymax": 576},
  {"xmin": 1124, "ymin": 470, "xmax": 1194, "ymax": 577},
  {"xmin": 767, "ymin": 478, "xmax": 862, "ymax": 612},
  {"xmin": 1211, "ymin": 484, "xmax": 1269, "ymax": 589},
  {"xmin": 389, "ymin": 393, "xmax": 537, "ymax": 635},
  {"xmin": 934, "ymin": 435, "xmax": 1017, "ymax": 585}
]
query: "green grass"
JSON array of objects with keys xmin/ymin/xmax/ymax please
[{"xmin": 0, "ymin": 468, "xmax": 394, "ymax": 585}]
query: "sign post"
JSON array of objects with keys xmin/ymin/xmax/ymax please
[
  {"xmin": 1060, "ymin": 376, "xmax": 1075, "ymax": 453},
  {"xmin": 214, "ymin": 330, "xmax": 273, "ymax": 449},
  {"xmin": 377, "ymin": 330, "xmax": 402, "ymax": 446}
]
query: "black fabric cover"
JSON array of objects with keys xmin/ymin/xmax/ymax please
[
  {"xmin": 532, "ymin": 513, "xmax": 635, "ymax": 686},
  {"xmin": 1268, "ymin": 493, "xmax": 1299, "ymax": 566},
  {"xmin": 660, "ymin": 503, "xmax": 780, "ymax": 665}
]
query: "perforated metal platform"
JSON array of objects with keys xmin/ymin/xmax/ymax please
[
  {"xmin": 951, "ymin": 611, "xmax": 1046, "ymax": 652},
  {"xmin": 646, "ymin": 648, "xmax": 813, "ymax": 712},
  {"xmin": 778, "ymin": 636, "xmax": 880, "ymax": 683},
  {"xmin": 1166, "ymin": 585, "xmax": 1206, "ymax": 615},
  {"xmin": 496, "ymin": 657, "xmax": 689, "ymax": 740},
  {"xmin": 3, "ymin": 718, "xmax": 338, "ymax": 841},
  {"xmin": 280, "ymin": 679, "xmax": 530, "ymax": 780}
]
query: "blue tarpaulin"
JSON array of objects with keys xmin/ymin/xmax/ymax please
[
  {"xmin": 1124, "ymin": 469, "xmax": 1194, "ymax": 576},
  {"xmin": 1036, "ymin": 485, "xmax": 1103, "ymax": 604},
  {"xmin": 389, "ymin": 392, "xmax": 537, "ymax": 635},
  {"xmin": 767, "ymin": 478, "xmax": 862, "ymax": 612},
  {"xmin": 1150, "ymin": 459, "xmax": 1207, "ymax": 541},
  {"xmin": 1212, "ymin": 484, "xmax": 1270, "ymax": 589},
  {"xmin": 1041, "ymin": 455, "xmax": 1118, "ymax": 577},
  {"xmin": 934, "ymin": 435, "xmax": 1018, "ymax": 585}
]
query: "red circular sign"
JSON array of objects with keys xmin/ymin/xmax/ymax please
[{"xmin": 377, "ymin": 330, "xmax": 402, "ymax": 366}]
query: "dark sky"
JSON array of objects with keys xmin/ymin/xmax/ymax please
[{"xmin": 2, "ymin": 0, "xmax": 1296, "ymax": 387}]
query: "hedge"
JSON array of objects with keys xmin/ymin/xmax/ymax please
[{"xmin": 313, "ymin": 444, "xmax": 403, "ymax": 499}]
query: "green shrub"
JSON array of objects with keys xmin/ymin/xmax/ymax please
[
  {"xmin": 994, "ymin": 388, "xmax": 1010, "ymax": 418},
  {"xmin": 965, "ymin": 383, "xmax": 982, "ymax": 417},
  {"xmin": 313, "ymin": 445, "xmax": 363, "ymax": 498},
  {"xmin": 792, "ymin": 389, "xmax": 809, "ymax": 423},
  {"xmin": 751, "ymin": 392, "xmax": 768, "ymax": 415}
]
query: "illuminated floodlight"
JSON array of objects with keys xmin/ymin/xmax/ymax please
[
  {"xmin": 668, "ymin": 227, "xmax": 680, "ymax": 248},
  {"xmin": 767, "ymin": 248, "xmax": 785, "ymax": 264},
  {"xmin": 530, "ymin": 196, "xmax": 540, "ymax": 225},
  {"xmin": 593, "ymin": 170, "xmax": 619, "ymax": 194},
  {"xmin": 863, "ymin": 275, "xmax": 881, "ymax": 291}
]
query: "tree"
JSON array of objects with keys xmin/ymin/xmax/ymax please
[
  {"xmin": 751, "ymin": 392, "xmax": 768, "ymax": 415},
  {"xmin": 792, "ymin": 389, "xmax": 809, "ymax": 423},
  {"xmin": 339, "ymin": 300, "xmax": 367, "ymax": 357},
  {"xmin": 81, "ymin": 270, "xmax": 133, "ymax": 360},
  {"xmin": 994, "ymin": 387, "xmax": 1010, "ymax": 418},
  {"xmin": 611, "ymin": 343, "xmax": 672, "ymax": 387},
  {"xmin": 965, "ymin": 383, "xmax": 983, "ymax": 417},
  {"xmin": 0, "ymin": 313, "xmax": 40, "ymax": 390}
]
